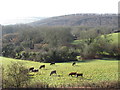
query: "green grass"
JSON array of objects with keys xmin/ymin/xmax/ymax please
[
  {"xmin": 72, "ymin": 33, "xmax": 120, "ymax": 45},
  {"xmin": 107, "ymin": 33, "xmax": 119, "ymax": 44},
  {"xmin": 1, "ymin": 57, "xmax": 119, "ymax": 88}
]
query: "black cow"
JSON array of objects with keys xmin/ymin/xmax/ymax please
[
  {"xmin": 39, "ymin": 65, "xmax": 45, "ymax": 69},
  {"xmin": 72, "ymin": 62, "xmax": 76, "ymax": 66},
  {"xmin": 50, "ymin": 62, "xmax": 55, "ymax": 65},
  {"xmin": 76, "ymin": 73, "xmax": 83, "ymax": 77},
  {"xmin": 69, "ymin": 72, "xmax": 77, "ymax": 76},
  {"xmin": 32, "ymin": 69, "xmax": 39, "ymax": 72},
  {"xmin": 29, "ymin": 67, "xmax": 34, "ymax": 71},
  {"xmin": 50, "ymin": 70, "xmax": 57, "ymax": 76}
]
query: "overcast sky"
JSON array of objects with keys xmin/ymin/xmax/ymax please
[{"xmin": 0, "ymin": 0, "xmax": 119, "ymax": 25}]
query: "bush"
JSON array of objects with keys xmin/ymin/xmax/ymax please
[
  {"xmin": 105, "ymin": 44, "xmax": 120, "ymax": 58},
  {"xmin": 82, "ymin": 44, "xmax": 96, "ymax": 59},
  {"xmin": 2, "ymin": 62, "xmax": 31, "ymax": 88}
]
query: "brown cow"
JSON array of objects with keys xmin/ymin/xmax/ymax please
[
  {"xmin": 72, "ymin": 62, "xmax": 76, "ymax": 66},
  {"xmin": 69, "ymin": 72, "xmax": 77, "ymax": 76},
  {"xmin": 50, "ymin": 70, "xmax": 57, "ymax": 76},
  {"xmin": 50, "ymin": 62, "xmax": 55, "ymax": 65},
  {"xmin": 29, "ymin": 67, "xmax": 34, "ymax": 71},
  {"xmin": 76, "ymin": 73, "xmax": 83, "ymax": 77},
  {"xmin": 32, "ymin": 69, "xmax": 39, "ymax": 72},
  {"xmin": 39, "ymin": 65, "xmax": 45, "ymax": 69}
]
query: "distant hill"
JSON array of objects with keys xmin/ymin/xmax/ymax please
[{"xmin": 29, "ymin": 14, "xmax": 118, "ymax": 27}]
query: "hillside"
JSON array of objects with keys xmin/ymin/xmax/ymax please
[
  {"xmin": 1, "ymin": 57, "xmax": 119, "ymax": 88},
  {"xmin": 106, "ymin": 33, "xmax": 120, "ymax": 44},
  {"xmin": 2, "ymin": 13, "xmax": 119, "ymax": 63},
  {"xmin": 72, "ymin": 33, "xmax": 120, "ymax": 45},
  {"xmin": 29, "ymin": 14, "xmax": 117, "ymax": 27}
]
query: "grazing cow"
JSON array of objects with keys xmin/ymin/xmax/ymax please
[
  {"xmin": 69, "ymin": 72, "xmax": 77, "ymax": 76},
  {"xmin": 50, "ymin": 62, "xmax": 55, "ymax": 65},
  {"xmin": 39, "ymin": 65, "xmax": 45, "ymax": 69},
  {"xmin": 72, "ymin": 62, "xmax": 76, "ymax": 66},
  {"xmin": 50, "ymin": 70, "xmax": 57, "ymax": 76},
  {"xmin": 32, "ymin": 69, "xmax": 39, "ymax": 72},
  {"xmin": 29, "ymin": 67, "xmax": 34, "ymax": 71},
  {"xmin": 76, "ymin": 73, "xmax": 83, "ymax": 77}
]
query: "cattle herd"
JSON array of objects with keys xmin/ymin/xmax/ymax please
[{"xmin": 29, "ymin": 62, "xmax": 83, "ymax": 77}]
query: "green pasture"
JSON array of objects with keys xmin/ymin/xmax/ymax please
[
  {"xmin": 1, "ymin": 57, "xmax": 119, "ymax": 87},
  {"xmin": 72, "ymin": 33, "xmax": 119, "ymax": 45},
  {"xmin": 107, "ymin": 33, "xmax": 119, "ymax": 44}
]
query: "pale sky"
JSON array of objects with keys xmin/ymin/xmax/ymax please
[{"xmin": 0, "ymin": 0, "xmax": 119, "ymax": 25}]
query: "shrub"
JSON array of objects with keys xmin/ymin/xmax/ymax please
[
  {"xmin": 105, "ymin": 44, "xmax": 120, "ymax": 58},
  {"xmin": 2, "ymin": 62, "xmax": 31, "ymax": 88},
  {"xmin": 81, "ymin": 44, "xmax": 97, "ymax": 59}
]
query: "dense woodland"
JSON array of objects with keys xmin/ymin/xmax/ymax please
[{"xmin": 2, "ymin": 14, "xmax": 119, "ymax": 62}]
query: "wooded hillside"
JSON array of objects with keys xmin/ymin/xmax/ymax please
[
  {"xmin": 29, "ymin": 14, "xmax": 117, "ymax": 27},
  {"xmin": 2, "ymin": 14, "xmax": 119, "ymax": 62}
]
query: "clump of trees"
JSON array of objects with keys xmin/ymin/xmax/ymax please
[{"xmin": 2, "ymin": 25, "xmax": 119, "ymax": 62}]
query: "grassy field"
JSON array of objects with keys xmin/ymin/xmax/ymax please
[
  {"xmin": 1, "ymin": 57, "xmax": 119, "ymax": 88},
  {"xmin": 72, "ymin": 33, "xmax": 120, "ymax": 45},
  {"xmin": 107, "ymin": 33, "xmax": 119, "ymax": 44}
]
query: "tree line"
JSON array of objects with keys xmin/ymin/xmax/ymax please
[{"xmin": 2, "ymin": 25, "xmax": 119, "ymax": 62}]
